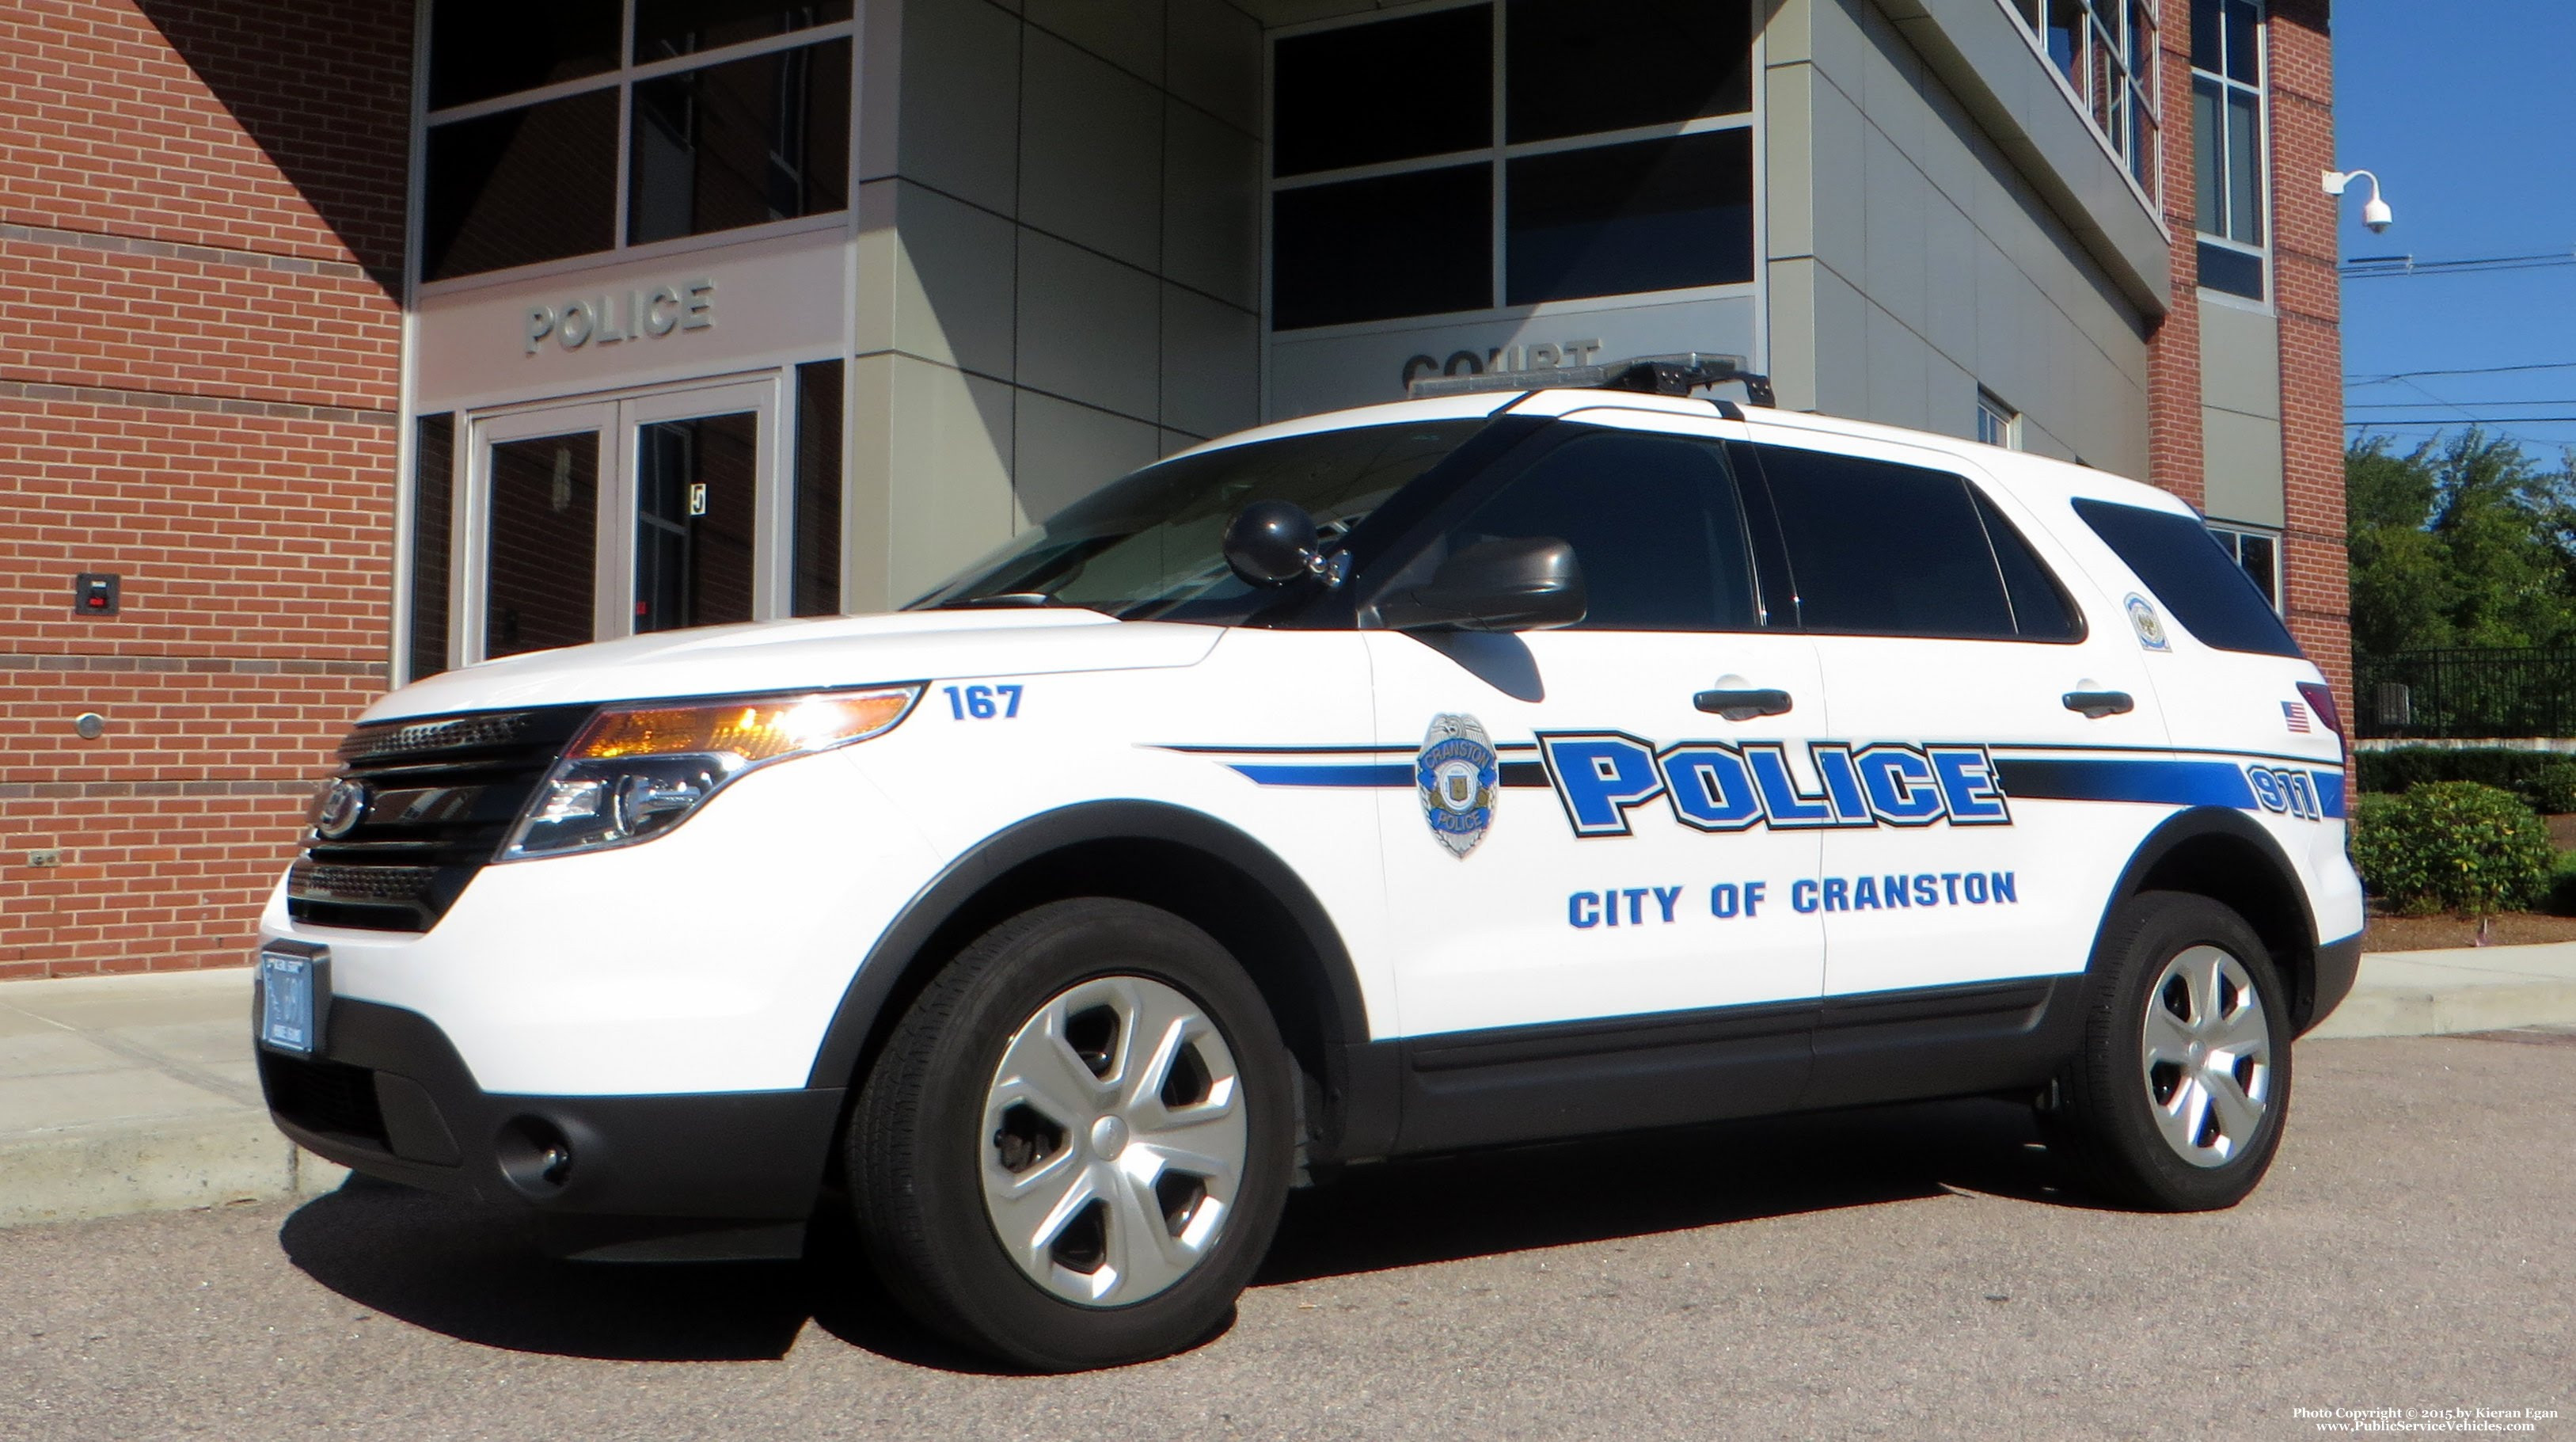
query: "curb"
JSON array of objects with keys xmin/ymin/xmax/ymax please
[
  {"xmin": 2306, "ymin": 939, "xmax": 2576, "ymax": 1041},
  {"xmin": 0, "ymin": 1114, "xmax": 349, "ymax": 1230}
]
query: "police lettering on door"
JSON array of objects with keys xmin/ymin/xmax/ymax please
[{"xmin": 1538, "ymin": 734, "xmax": 2010, "ymax": 836}]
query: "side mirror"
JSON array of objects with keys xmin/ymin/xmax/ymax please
[
  {"xmin": 1222, "ymin": 500, "xmax": 1322, "ymax": 586},
  {"xmin": 1378, "ymin": 537, "xmax": 1587, "ymax": 633}
]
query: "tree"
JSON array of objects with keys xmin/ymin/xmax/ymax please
[{"xmin": 2346, "ymin": 431, "xmax": 2576, "ymax": 656}]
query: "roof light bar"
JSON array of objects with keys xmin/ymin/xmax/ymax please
[{"xmin": 1404, "ymin": 352, "xmax": 1775, "ymax": 407}]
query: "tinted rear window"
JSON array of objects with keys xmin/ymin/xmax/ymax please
[
  {"xmin": 1753, "ymin": 444, "xmax": 2045, "ymax": 640},
  {"xmin": 2072, "ymin": 498, "xmax": 2302, "ymax": 656}
]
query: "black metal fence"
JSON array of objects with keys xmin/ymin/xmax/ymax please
[{"xmin": 2354, "ymin": 647, "xmax": 2576, "ymax": 740}]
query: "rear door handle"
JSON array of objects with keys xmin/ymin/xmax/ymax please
[
  {"xmin": 2063, "ymin": 690, "xmax": 2133, "ymax": 719},
  {"xmin": 1695, "ymin": 687, "xmax": 1793, "ymax": 721}
]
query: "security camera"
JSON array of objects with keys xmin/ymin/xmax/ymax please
[{"xmin": 2323, "ymin": 169, "xmax": 2395, "ymax": 234}]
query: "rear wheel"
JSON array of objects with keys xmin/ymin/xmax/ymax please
[
  {"xmin": 2042, "ymin": 891, "xmax": 2292, "ymax": 1211},
  {"xmin": 851, "ymin": 898, "xmax": 1294, "ymax": 1371}
]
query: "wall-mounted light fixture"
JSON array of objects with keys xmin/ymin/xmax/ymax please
[{"xmin": 2323, "ymin": 169, "xmax": 2395, "ymax": 234}]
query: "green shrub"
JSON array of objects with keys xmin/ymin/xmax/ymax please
[
  {"xmin": 2544, "ymin": 848, "xmax": 2576, "ymax": 917},
  {"xmin": 2358, "ymin": 747, "xmax": 2576, "ymax": 813},
  {"xmin": 2349, "ymin": 781, "xmax": 2552, "ymax": 915}
]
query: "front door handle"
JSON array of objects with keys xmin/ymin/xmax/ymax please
[
  {"xmin": 1695, "ymin": 687, "xmax": 1794, "ymax": 721},
  {"xmin": 2063, "ymin": 690, "xmax": 2134, "ymax": 719}
]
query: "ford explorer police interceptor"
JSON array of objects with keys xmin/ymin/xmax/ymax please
[{"xmin": 256, "ymin": 356, "xmax": 2362, "ymax": 1371}]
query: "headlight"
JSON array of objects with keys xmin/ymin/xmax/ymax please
[{"xmin": 501, "ymin": 685, "xmax": 920, "ymax": 861}]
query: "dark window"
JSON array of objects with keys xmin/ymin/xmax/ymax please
[
  {"xmin": 1423, "ymin": 429, "xmax": 1761, "ymax": 631},
  {"xmin": 424, "ymin": 90, "xmax": 618, "ymax": 281},
  {"xmin": 1505, "ymin": 129, "xmax": 1753, "ymax": 305},
  {"xmin": 2195, "ymin": 241, "xmax": 2263, "ymax": 299},
  {"xmin": 1504, "ymin": 0, "xmax": 1750, "ymax": 143},
  {"xmin": 2074, "ymin": 498, "xmax": 2302, "ymax": 655},
  {"xmin": 1272, "ymin": 165, "xmax": 1491, "ymax": 330},
  {"xmin": 485, "ymin": 432, "xmax": 599, "ymax": 659},
  {"xmin": 1753, "ymin": 446, "xmax": 2029, "ymax": 640},
  {"xmin": 427, "ymin": 0, "xmax": 619, "ymax": 110},
  {"xmin": 635, "ymin": 412, "xmax": 760, "ymax": 634},
  {"xmin": 914, "ymin": 422, "xmax": 1485, "ymax": 622},
  {"xmin": 408, "ymin": 415, "xmax": 454, "ymax": 683},
  {"xmin": 793, "ymin": 360, "xmax": 844, "ymax": 617},
  {"xmin": 633, "ymin": 0, "xmax": 851, "ymax": 62},
  {"xmin": 1273, "ymin": 6, "xmax": 1491, "ymax": 177},
  {"xmin": 1972, "ymin": 490, "xmax": 2084, "ymax": 641},
  {"xmin": 630, "ymin": 39, "xmax": 850, "ymax": 245}
]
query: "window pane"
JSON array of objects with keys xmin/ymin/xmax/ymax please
[
  {"xmin": 1755, "ymin": 446, "xmax": 2019, "ymax": 639},
  {"xmin": 635, "ymin": 413, "xmax": 759, "ymax": 633},
  {"xmin": 1503, "ymin": 0, "xmax": 1751, "ymax": 143},
  {"xmin": 2190, "ymin": 0, "xmax": 2221, "ymax": 72},
  {"xmin": 427, "ymin": 0, "xmax": 619, "ymax": 110},
  {"xmin": 2236, "ymin": 531, "xmax": 2279, "ymax": 608},
  {"xmin": 1439, "ymin": 431, "xmax": 1758, "ymax": 630},
  {"xmin": 630, "ymin": 39, "xmax": 851, "ymax": 245},
  {"xmin": 1974, "ymin": 490, "xmax": 2082, "ymax": 641},
  {"xmin": 634, "ymin": 0, "xmax": 852, "ymax": 63},
  {"xmin": 2091, "ymin": 21, "xmax": 2118, "ymax": 136},
  {"xmin": 2045, "ymin": 0, "xmax": 2083, "ymax": 88},
  {"xmin": 793, "ymin": 360, "xmax": 844, "ymax": 617},
  {"xmin": 2129, "ymin": 84, "xmax": 2156, "ymax": 187},
  {"xmin": 2127, "ymin": 0, "xmax": 2154, "ymax": 72},
  {"xmin": 2223, "ymin": 0, "xmax": 2261, "ymax": 85},
  {"xmin": 424, "ymin": 91, "xmax": 618, "ymax": 281},
  {"xmin": 1504, "ymin": 129, "xmax": 1753, "ymax": 305},
  {"xmin": 408, "ymin": 415, "xmax": 454, "ymax": 682},
  {"xmin": 486, "ymin": 433, "xmax": 598, "ymax": 658},
  {"xmin": 1274, "ymin": 6, "xmax": 1491, "ymax": 177},
  {"xmin": 2073, "ymin": 499, "xmax": 2301, "ymax": 655},
  {"xmin": 2191, "ymin": 76, "xmax": 2224, "ymax": 233},
  {"xmin": 2196, "ymin": 241, "xmax": 2264, "ymax": 299},
  {"xmin": 1272, "ymin": 166, "xmax": 1491, "ymax": 330},
  {"xmin": 2225, "ymin": 86, "xmax": 2263, "ymax": 245}
]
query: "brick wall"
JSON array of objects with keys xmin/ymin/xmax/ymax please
[
  {"xmin": 2142, "ymin": 3, "xmax": 2206, "ymax": 512},
  {"xmin": 2264, "ymin": 0, "xmax": 2354, "ymax": 729},
  {"xmin": 0, "ymin": 0, "xmax": 412, "ymax": 979}
]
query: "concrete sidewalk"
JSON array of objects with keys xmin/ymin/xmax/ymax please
[
  {"xmin": 0, "ymin": 968, "xmax": 344, "ymax": 1228},
  {"xmin": 3, "ymin": 940, "xmax": 2573, "ymax": 1231}
]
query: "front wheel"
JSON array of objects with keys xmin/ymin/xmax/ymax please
[
  {"xmin": 2042, "ymin": 891, "xmax": 2293, "ymax": 1212},
  {"xmin": 850, "ymin": 898, "xmax": 1294, "ymax": 1371}
]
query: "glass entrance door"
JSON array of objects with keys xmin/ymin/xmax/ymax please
[{"xmin": 462, "ymin": 380, "xmax": 778, "ymax": 664}]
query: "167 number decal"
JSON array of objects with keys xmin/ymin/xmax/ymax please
[{"xmin": 943, "ymin": 683, "xmax": 1023, "ymax": 720}]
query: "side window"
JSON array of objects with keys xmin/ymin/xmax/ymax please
[
  {"xmin": 1971, "ymin": 489, "xmax": 2084, "ymax": 641},
  {"xmin": 2073, "ymin": 498, "xmax": 2302, "ymax": 656},
  {"xmin": 1405, "ymin": 428, "xmax": 1761, "ymax": 631},
  {"xmin": 1752, "ymin": 443, "xmax": 2069, "ymax": 641}
]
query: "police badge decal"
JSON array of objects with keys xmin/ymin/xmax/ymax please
[{"xmin": 1416, "ymin": 713, "xmax": 1499, "ymax": 858}]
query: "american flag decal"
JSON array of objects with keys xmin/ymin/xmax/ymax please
[{"xmin": 2282, "ymin": 701, "xmax": 2312, "ymax": 732}]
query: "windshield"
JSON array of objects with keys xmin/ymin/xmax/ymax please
[{"xmin": 909, "ymin": 420, "xmax": 1485, "ymax": 622}]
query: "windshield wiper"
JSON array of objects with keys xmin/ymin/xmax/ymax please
[{"xmin": 931, "ymin": 592, "xmax": 1065, "ymax": 609}]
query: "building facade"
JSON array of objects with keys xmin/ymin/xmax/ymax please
[{"xmin": 1, "ymin": 0, "xmax": 2345, "ymax": 977}]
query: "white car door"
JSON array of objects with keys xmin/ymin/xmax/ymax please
[
  {"xmin": 1360, "ymin": 411, "xmax": 1827, "ymax": 1080},
  {"xmin": 1737, "ymin": 434, "xmax": 2172, "ymax": 1013}
]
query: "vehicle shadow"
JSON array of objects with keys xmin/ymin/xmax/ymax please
[{"xmin": 280, "ymin": 1095, "xmax": 2080, "ymax": 1368}]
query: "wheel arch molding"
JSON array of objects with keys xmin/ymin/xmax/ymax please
[
  {"xmin": 804, "ymin": 801, "xmax": 1392, "ymax": 1160},
  {"xmin": 2094, "ymin": 806, "xmax": 2335, "ymax": 1033}
]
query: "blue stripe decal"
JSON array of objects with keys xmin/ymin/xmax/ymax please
[
  {"xmin": 1227, "ymin": 763, "xmax": 1411, "ymax": 788},
  {"xmin": 2313, "ymin": 769, "xmax": 2347, "ymax": 819},
  {"xmin": 1992, "ymin": 759, "xmax": 2257, "ymax": 809}
]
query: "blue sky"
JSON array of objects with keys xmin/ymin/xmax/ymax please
[{"xmin": 2335, "ymin": 3, "xmax": 2576, "ymax": 458}]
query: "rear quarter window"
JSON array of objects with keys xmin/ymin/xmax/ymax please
[{"xmin": 2071, "ymin": 498, "xmax": 2303, "ymax": 657}]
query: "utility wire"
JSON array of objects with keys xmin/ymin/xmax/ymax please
[
  {"xmin": 2342, "ymin": 249, "xmax": 2576, "ymax": 279},
  {"xmin": 2346, "ymin": 360, "xmax": 2576, "ymax": 383}
]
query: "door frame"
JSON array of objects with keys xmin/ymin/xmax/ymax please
[{"xmin": 455, "ymin": 371, "xmax": 785, "ymax": 667}]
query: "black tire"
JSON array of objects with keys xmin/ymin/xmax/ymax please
[
  {"xmin": 2042, "ymin": 890, "xmax": 2293, "ymax": 1212},
  {"xmin": 849, "ymin": 898, "xmax": 1294, "ymax": 1371}
]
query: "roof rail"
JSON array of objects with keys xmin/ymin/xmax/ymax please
[{"xmin": 1405, "ymin": 352, "xmax": 1776, "ymax": 408}]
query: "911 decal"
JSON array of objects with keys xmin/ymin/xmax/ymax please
[{"xmin": 1537, "ymin": 734, "xmax": 2008, "ymax": 839}]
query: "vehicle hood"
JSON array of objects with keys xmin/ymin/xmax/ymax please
[{"xmin": 363, "ymin": 610, "xmax": 1222, "ymax": 722}]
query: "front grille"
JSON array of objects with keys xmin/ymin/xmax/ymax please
[
  {"xmin": 259, "ymin": 1050, "xmax": 389, "ymax": 1147},
  {"xmin": 286, "ymin": 704, "xmax": 595, "ymax": 933}
]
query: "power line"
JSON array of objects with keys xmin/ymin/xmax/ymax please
[
  {"xmin": 2345, "ymin": 416, "xmax": 2576, "ymax": 426},
  {"xmin": 2346, "ymin": 360, "xmax": 2576, "ymax": 383},
  {"xmin": 2342, "ymin": 249, "xmax": 2576, "ymax": 279},
  {"xmin": 2348, "ymin": 401, "xmax": 2576, "ymax": 411}
]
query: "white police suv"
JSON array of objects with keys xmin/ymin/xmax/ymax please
[{"xmin": 256, "ymin": 356, "xmax": 2361, "ymax": 1371}]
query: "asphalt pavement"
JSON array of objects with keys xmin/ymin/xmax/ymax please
[{"xmin": 3, "ymin": 1032, "xmax": 2569, "ymax": 1441}]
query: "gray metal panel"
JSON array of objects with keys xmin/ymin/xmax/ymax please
[
  {"xmin": 2200, "ymin": 296, "xmax": 2284, "ymax": 421},
  {"xmin": 2203, "ymin": 407, "xmax": 2286, "ymax": 529}
]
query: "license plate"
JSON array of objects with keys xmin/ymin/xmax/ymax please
[{"xmin": 257, "ymin": 946, "xmax": 329, "ymax": 1054}]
